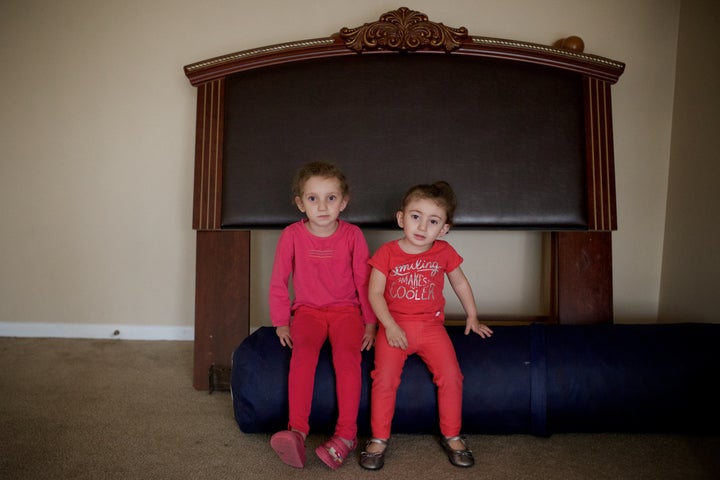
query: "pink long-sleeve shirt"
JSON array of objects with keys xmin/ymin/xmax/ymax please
[{"xmin": 269, "ymin": 219, "xmax": 376, "ymax": 327}]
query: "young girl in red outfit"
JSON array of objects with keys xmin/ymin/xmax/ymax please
[
  {"xmin": 359, "ymin": 181, "xmax": 493, "ymax": 471},
  {"xmin": 269, "ymin": 161, "xmax": 376, "ymax": 469}
]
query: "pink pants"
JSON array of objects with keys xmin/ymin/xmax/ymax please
[
  {"xmin": 370, "ymin": 320, "xmax": 464, "ymax": 439},
  {"xmin": 288, "ymin": 305, "xmax": 365, "ymax": 440}
]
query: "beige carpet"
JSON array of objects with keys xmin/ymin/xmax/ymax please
[{"xmin": 1, "ymin": 337, "xmax": 718, "ymax": 480}]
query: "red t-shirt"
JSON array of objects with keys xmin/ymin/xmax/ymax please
[{"xmin": 369, "ymin": 239, "xmax": 463, "ymax": 323}]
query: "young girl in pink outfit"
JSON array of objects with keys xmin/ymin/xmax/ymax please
[
  {"xmin": 359, "ymin": 181, "xmax": 493, "ymax": 471},
  {"xmin": 269, "ymin": 161, "xmax": 376, "ymax": 469}
]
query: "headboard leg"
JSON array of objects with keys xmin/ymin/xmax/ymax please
[
  {"xmin": 553, "ymin": 231, "xmax": 613, "ymax": 324},
  {"xmin": 193, "ymin": 230, "xmax": 250, "ymax": 390}
]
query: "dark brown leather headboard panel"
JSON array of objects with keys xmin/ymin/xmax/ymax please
[{"xmin": 221, "ymin": 53, "xmax": 587, "ymax": 229}]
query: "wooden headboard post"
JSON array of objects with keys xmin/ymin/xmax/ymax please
[
  {"xmin": 190, "ymin": 77, "xmax": 252, "ymax": 389},
  {"xmin": 185, "ymin": 8, "xmax": 625, "ymax": 389}
]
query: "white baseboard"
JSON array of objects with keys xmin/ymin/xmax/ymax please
[{"xmin": 0, "ymin": 322, "xmax": 195, "ymax": 341}]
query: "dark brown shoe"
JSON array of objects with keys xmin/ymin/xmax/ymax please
[
  {"xmin": 439, "ymin": 436, "xmax": 474, "ymax": 468},
  {"xmin": 359, "ymin": 438, "xmax": 388, "ymax": 470}
]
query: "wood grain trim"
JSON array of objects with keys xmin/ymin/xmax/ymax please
[
  {"xmin": 584, "ymin": 77, "xmax": 618, "ymax": 231},
  {"xmin": 184, "ymin": 8, "xmax": 624, "ymax": 87},
  {"xmin": 192, "ymin": 79, "xmax": 224, "ymax": 230}
]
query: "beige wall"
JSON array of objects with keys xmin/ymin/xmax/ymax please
[
  {"xmin": 658, "ymin": 0, "xmax": 720, "ymax": 323},
  {"xmin": 0, "ymin": 0, "xmax": 691, "ymax": 338}
]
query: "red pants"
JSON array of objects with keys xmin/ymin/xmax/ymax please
[
  {"xmin": 288, "ymin": 305, "xmax": 364, "ymax": 440},
  {"xmin": 370, "ymin": 320, "xmax": 464, "ymax": 439}
]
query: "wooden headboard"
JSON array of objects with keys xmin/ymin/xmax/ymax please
[{"xmin": 184, "ymin": 7, "xmax": 625, "ymax": 389}]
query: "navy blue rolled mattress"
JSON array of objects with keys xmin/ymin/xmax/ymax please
[{"xmin": 231, "ymin": 323, "xmax": 720, "ymax": 436}]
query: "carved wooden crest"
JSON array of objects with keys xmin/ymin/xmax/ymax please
[{"xmin": 339, "ymin": 7, "xmax": 468, "ymax": 53}]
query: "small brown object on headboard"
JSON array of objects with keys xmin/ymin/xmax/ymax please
[{"xmin": 184, "ymin": 7, "xmax": 625, "ymax": 389}]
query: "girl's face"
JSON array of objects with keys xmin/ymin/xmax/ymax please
[
  {"xmin": 294, "ymin": 175, "xmax": 348, "ymax": 236},
  {"xmin": 396, "ymin": 197, "xmax": 450, "ymax": 254}
]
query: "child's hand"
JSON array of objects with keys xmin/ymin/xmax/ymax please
[
  {"xmin": 276, "ymin": 325, "xmax": 292, "ymax": 348},
  {"xmin": 361, "ymin": 324, "xmax": 377, "ymax": 351},
  {"xmin": 465, "ymin": 317, "xmax": 493, "ymax": 338},
  {"xmin": 384, "ymin": 323, "xmax": 408, "ymax": 350}
]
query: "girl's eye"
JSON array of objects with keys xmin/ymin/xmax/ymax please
[
  {"xmin": 328, "ymin": 195, "xmax": 337, "ymax": 202},
  {"xmin": 430, "ymin": 219, "xmax": 439, "ymax": 225},
  {"xmin": 307, "ymin": 195, "xmax": 316, "ymax": 202},
  {"xmin": 411, "ymin": 214, "xmax": 420, "ymax": 220}
]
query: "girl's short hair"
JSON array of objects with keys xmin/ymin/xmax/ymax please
[
  {"xmin": 291, "ymin": 161, "xmax": 349, "ymax": 200},
  {"xmin": 400, "ymin": 181, "xmax": 457, "ymax": 225}
]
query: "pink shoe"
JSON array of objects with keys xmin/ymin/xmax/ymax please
[
  {"xmin": 315, "ymin": 436, "xmax": 357, "ymax": 470},
  {"xmin": 270, "ymin": 430, "xmax": 306, "ymax": 468}
]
